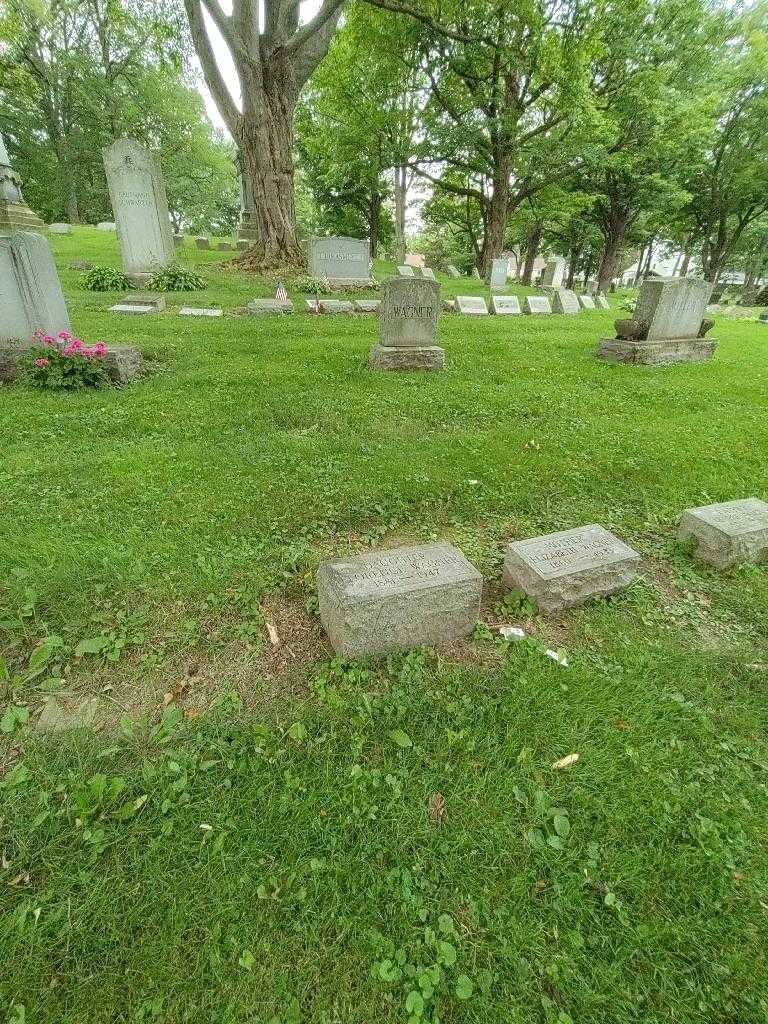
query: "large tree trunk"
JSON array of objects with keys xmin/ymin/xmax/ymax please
[
  {"xmin": 566, "ymin": 244, "xmax": 582, "ymax": 288},
  {"xmin": 479, "ymin": 161, "xmax": 510, "ymax": 276},
  {"xmin": 521, "ymin": 219, "xmax": 543, "ymax": 286},
  {"xmin": 597, "ymin": 210, "xmax": 631, "ymax": 293}
]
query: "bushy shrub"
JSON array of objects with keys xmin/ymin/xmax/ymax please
[
  {"xmin": 294, "ymin": 276, "xmax": 333, "ymax": 294},
  {"xmin": 148, "ymin": 264, "xmax": 205, "ymax": 291},
  {"xmin": 19, "ymin": 331, "xmax": 111, "ymax": 390},
  {"xmin": 82, "ymin": 266, "xmax": 131, "ymax": 291}
]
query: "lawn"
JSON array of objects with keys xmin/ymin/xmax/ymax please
[{"xmin": 1, "ymin": 229, "xmax": 767, "ymax": 1023}]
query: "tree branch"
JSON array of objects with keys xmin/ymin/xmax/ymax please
[{"xmin": 183, "ymin": 0, "xmax": 239, "ymax": 130}]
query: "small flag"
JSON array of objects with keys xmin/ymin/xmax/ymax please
[{"xmin": 275, "ymin": 281, "xmax": 288, "ymax": 301}]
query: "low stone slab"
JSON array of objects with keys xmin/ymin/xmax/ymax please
[
  {"xmin": 318, "ymin": 299, "xmax": 353, "ymax": 314},
  {"xmin": 596, "ymin": 337, "xmax": 716, "ymax": 365},
  {"xmin": 353, "ymin": 299, "xmax": 381, "ymax": 313},
  {"xmin": 120, "ymin": 294, "xmax": 166, "ymax": 311},
  {"xmin": 579, "ymin": 295, "xmax": 596, "ymax": 309},
  {"xmin": 103, "ymin": 345, "xmax": 144, "ymax": 383},
  {"xmin": 195, "ymin": 237, "xmax": 211, "ymax": 250},
  {"xmin": 492, "ymin": 295, "xmax": 521, "ymax": 315},
  {"xmin": 109, "ymin": 303, "xmax": 154, "ymax": 314},
  {"xmin": 456, "ymin": 295, "xmax": 489, "ymax": 315},
  {"xmin": 421, "ymin": 267, "xmax": 437, "ymax": 280},
  {"xmin": 96, "ymin": 221, "xmax": 116, "ymax": 231},
  {"xmin": 678, "ymin": 498, "xmax": 768, "ymax": 568},
  {"xmin": 49, "ymin": 223, "xmax": 72, "ymax": 234},
  {"xmin": 179, "ymin": 306, "xmax": 223, "ymax": 317},
  {"xmin": 397, "ymin": 265, "xmax": 415, "ymax": 277},
  {"xmin": 525, "ymin": 296, "xmax": 552, "ymax": 315},
  {"xmin": 318, "ymin": 541, "xmax": 483, "ymax": 657},
  {"xmin": 503, "ymin": 524, "xmax": 641, "ymax": 613},
  {"xmin": 551, "ymin": 288, "xmax": 580, "ymax": 314},
  {"xmin": 594, "ymin": 294, "xmax": 610, "ymax": 310},
  {"xmin": 247, "ymin": 298, "xmax": 294, "ymax": 314},
  {"xmin": 369, "ymin": 345, "xmax": 445, "ymax": 370}
]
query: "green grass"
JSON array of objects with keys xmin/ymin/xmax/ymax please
[{"xmin": 1, "ymin": 228, "xmax": 768, "ymax": 1022}]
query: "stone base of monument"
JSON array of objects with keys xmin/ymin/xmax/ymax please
[
  {"xmin": 0, "ymin": 201, "xmax": 45, "ymax": 232},
  {"xmin": 318, "ymin": 541, "xmax": 483, "ymax": 657},
  {"xmin": 503, "ymin": 524, "xmax": 641, "ymax": 614},
  {"xmin": 596, "ymin": 336, "xmax": 717, "ymax": 365},
  {"xmin": 125, "ymin": 272, "xmax": 152, "ymax": 288},
  {"xmin": 369, "ymin": 344, "xmax": 445, "ymax": 371},
  {"xmin": 678, "ymin": 497, "xmax": 768, "ymax": 568}
]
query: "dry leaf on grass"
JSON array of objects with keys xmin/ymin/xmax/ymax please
[
  {"xmin": 162, "ymin": 679, "xmax": 190, "ymax": 706},
  {"xmin": 266, "ymin": 621, "xmax": 281, "ymax": 647},
  {"xmin": 551, "ymin": 752, "xmax": 580, "ymax": 770},
  {"xmin": 428, "ymin": 792, "xmax": 447, "ymax": 826}
]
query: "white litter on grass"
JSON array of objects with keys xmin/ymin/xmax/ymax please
[
  {"xmin": 545, "ymin": 649, "xmax": 569, "ymax": 667},
  {"xmin": 552, "ymin": 753, "xmax": 580, "ymax": 770},
  {"xmin": 199, "ymin": 823, "xmax": 213, "ymax": 832},
  {"xmin": 499, "ymin": 625, "xmax": 526, "ymax": 640},
  {"xmin": 467, "ymin": 479, "xmax": 480, "ymax": 486}
]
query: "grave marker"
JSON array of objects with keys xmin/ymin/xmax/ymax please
[
  {"xmin": 421, "ymin": 267, "xmax": 437, "ymax": 281},
  {"xmin": 0, "ymin": 232, "xmax": 70, "ymax": 345},
  {"xmin": 488, "ymin": 257, "xmax": 508, "ymax": 290},
  {"xmin": 446, "ymin": 265, "xmax": 461, "ymax": 278},
  {"xmin": 103, "ymin": 138, "xmax": 174, "ymax": 285},
  {"xmin": 179, "ymin": 306, "xmax": 223, "ymax": 317},
  {"xmin": 579, "ymin": 294, "xmax": 596, "ymax": 309},
  {"xmin": 678, "ymin": 498, "xmax": 768, "ymax": 568},
  {"xmin": 551, "ymin": 288, "xmax": 580, "ymax": 314},
  {"xmin": 96, "ymin": 221, "xmax": 116, "ymax": 231},
  {"xmin": 353, "ymin": 299, "xmax": 381, "ymax": 313},
  {"xmin": 49, "ymin": 223, "xmax": 72, "ymax": 235},
  {"xmin": 308, "ymin": 236, "xmax": 370, "ymax": 282},
  {"xmin": 525, "ymin": 296, "xmax": 552, "ymax": 315},
  {"xmin": 491, "ymin": 295, "xmax": 521, "ymax": 315},
  {"xmin": 247, "ymin": 298, "xmax": 294, "ymax": 314},
  {"xmin": 318, "ymin": 541, "xmax": 483, "ymax": 656},
  {"xmin": 503, "ymin": 524, "xmax": 641, "ymax": 613},
  {"xmin": 594, "ymin": 294, "xmax": 610, "ymax": 310},
  {"xmin": 369, "ymin": 275, "xmax": 443, "ymax": 370},
  {"xmin": 397, "ymin": 265, "xmax": 415, "ymax": 277},
  {"xmin": 456, "ymin": 295, "xmax": 489, "ymax": 316},
  {"xmin": 541, "ymin": 257, "xmax": 566, "ymax": 288},
  {"xmin": 318, "ymin": 299, "xmax": 353, "ymax": 314},
  {"xmin": 0, "ymin": 134, "xmax": 45, "ymax": 230},
  {"xmin": 195, "ymin": 237, "xmax": 211, "ymax": 250}
]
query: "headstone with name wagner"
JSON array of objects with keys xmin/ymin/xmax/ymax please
[
  {"xmin": 308, "ymin": 236, "xmax": 370, "ymax": 283},
  {"xmin": 597, "ymin": 277, "xmax": 716, "ymax": 365},
  {"xmin": 491, "ymin": 295, "xmax": 521, "ymax": 315},
  {"xmin": 503, "ymin": 524, "xmax": 641, "ymax": 613},
  {"xmin": 525, "ymin": 295, "xmax": 552, "ymax": 315},
  {"xmin": 456, "ymin": 295, "xmax": 489, "ymax": 316},
  {"xmin": 551, "ymin": 288, "xmax": 580, "ymax": 314},
  {"xmin": 317, "ymin": 541, "xmax": 483, "ymax": 657},
  {"xmin": 488, "ymin": 257, "xmax": 508, "ymax": 290},
  {"xmin": 369, "ymin": 275, "xmax": 443, "ymax": 371},
  {"xmin": 541, "ymin": 257, "xmax": 566, "ymax": 288},
  {"xmin": 678, "ymin": 498, "xmax": 768, "ymax": 568},
  {"xmin": 103, "ymin": 138, "xmax": 174, "ymax": 285}
]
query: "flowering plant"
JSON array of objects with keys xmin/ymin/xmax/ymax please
[{"xmin": 19, "ymin": 330, "xmax": 111, "ymax": 390}]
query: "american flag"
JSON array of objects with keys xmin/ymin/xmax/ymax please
[{"xmin": 275, "ymin": 281, "xmax": 288, "ymax": 301}]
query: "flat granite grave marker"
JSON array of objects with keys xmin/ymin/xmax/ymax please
[
  {"xmin": 317, "ymin": 541, "xmax": 483, "ymax": 657},
  {"xmin": 117, "ymin": 293, "xmax": 166, "ymax": 311},
  {"xmin": 488, "ymin": 257, "xmax": 508, "ymax": 290},
  {"xmin": 456, "ymin": 295, "xmax": 489, "ymax": 316},
  {"xmin": 353, "ymin": 299, "xmax": 381, "ymax": 313},
  {"xmin": 318, "ymin": 299, "xmax": 353, "ymax": 314},
  {"xmin": 179, "ymin": 306, "xmax": 223, "ymax": 317},
  {"xmin": 103, "ymin": 138, "xmax": 174, "ymax": 285},
  {"xmin": 678, "ymin": 498, "xmax": 768, "ymax": 568},
  {"xmin": 551, "ymin": 288, "xmax": 580, "ymax": 314},
  {"xmin": 308, "ymin": 236, "xmax": 370, "ymax": 282},
  {"xmin": 247, "ymin": 298, "xmax": 294, "ymax": 314},
  {"xmin": 525, "ymin": 296, "xmax": 552, "ymax": 315},
  {"xmin": 96, "ymin": 221, "xmax": 116, "ymax": 231},
  {"xmin": 397, "ymin": 265, "xmax": 415, "ymax": 277},
  {"xmin": 109, "ymin": 302, "xmax": 154, "ymax": 314},
  {"xmin": 579, "ymin": 294, "xmax": 596, "ymax": 309},
  {"xmin": 492, "ymin": 295, "xmax": 521, "ymax": 315},
  {"xmin": 503, "ymin": 524, "xmax": 641, "ymax": 613},
  {"xmin": 597, "ymin": 277, "xmax": 715, "ymax": 364},
  {"xmin": 369, "ymin": 276, "xmax": 443, "ymax": 370},
  {"xmin": 421, "ymin": 267, "xmax": 437, "ymax": 281}
]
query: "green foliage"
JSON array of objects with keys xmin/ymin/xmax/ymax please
[
  {"xmin": 81, "ymin": 266, "xmax": 131, "ymax": 292},
  {"xmin": 18, "ymin": 343, "xmax": 110, "ymax": 391},
  {"xmin": 293, "ymin": 275, "xmax": 333, "ymax": 294},
  {"xmin": 147, "ymin": 264, "xmax": 205, "ymax": 292}
]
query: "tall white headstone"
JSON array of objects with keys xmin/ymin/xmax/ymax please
[
  {"xmin": 103, "ymin": 138, "xmax": 174, "ymax": 284},
  {"xmin": 541, "ymin": 257, "xmax": 566, "ymax": 289}
]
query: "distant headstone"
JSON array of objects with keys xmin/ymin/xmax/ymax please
[
  {"xmin": 308, "ymin": 236, "xmax": 370, "ymax": 282},
  {"xmin": 216, "ymin": 241, "xmax": 234, "ymax": 251},
  {"xmin": 503, "ymin": 524, "xmax": 641, "ymax": 613},
  {"xmin": 579, "ymin": 294, "xmax": 596, "ymax": 310},
  {"xmin": 195, "ymin": 237, "xmax": 211, "ymax": 250},
  {"xmin": 0, "ymin": 133, "xmax": 45, "ymax": 231},
  {"xmin": 488, "ymin": 258, "xmax": 508, "ymax": 290},
  {"xmin": 678, "ymin": 498, "xmax": 768, "ymax": 568},
  {"xmin": 247, "ymin": 298, "xmax": 294, "ymax": 314},
  {"xmin": 594, "ymin": 294, "xmax": 610, "ymax": 310},
  {"xmin": 397, "ymin": 265, "xmax": 415, "ymax": 277},
  {"xmin": 109, "ymin": 302, "xmax": 154, "ymax": 314},
  {"xmin": 318, "ymin": 299, "xmax": 353, "ymax": 314},
  {"xmin": 179, "ymin": 306, "xmax": 222, "ymax": 317},
  {"xmin": 446, "ymin": 265, "xmax": 461, "ymax": 278},
  {"xmin": 117, "ymin": 293, "xmax": 166, "ymax": 311},
  {"xmin": 759, "ymin": 310, "xmax": 768, "ymax": 324},
  {"xmin": 597, "ymin": 277, "xmax": 715, "ymax": 364},
  {"xmin": 318, "ymin": 542, "xmax": 482, "ymax": 656},
  {"xmin": 353, "ymin": 299, "xmax": 381, "ymax": 313},
  {"xmin": 551, "ymin": 288, "xmax": 580, "ymax": 314},
  {"xmin": 103, "ymin": 138, "xmax": 174, "ymax": 285},
  {"xmin": 0, "ymin": 232, "xmax": 70, "ymax": 348},
  {"xmin": 525, "ymin": 296, "xmax": 552, "ymax": 315},
  {"xmin": 471, "ymin": 267, "xmax": 481, "ymax": 280},
  {"xmin": 541, "ymin": 257, "xmax": 566, "ymax": 288},
  {"xmin": 369, "ymin": 275, "xmax": 443, "ymax": 370},
  {"xmin": 49, "ymin": 223, "xmax": 72, "ymax": 234},
  {"xmin": 491, "ymin": 295, "xmax": 521, "ymax": 315},
  {"xmin": 96, "ymin": 222, "xmax": 116, "ymax": 231},
  {"xmin": 421, "ymin": 267, "xmax": 437, "ymax": 281},
  {"xmin": 456, "ymin": 295, "xmax": 489, "ymax": 316}
]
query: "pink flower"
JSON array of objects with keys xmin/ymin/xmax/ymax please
[
  {"xmin": 70, "ymin": 338, "xmax": 84, "ymax": 349},
  {"xmin": 42, "ymin": 334, "xmax": 55, "ymax": 345},
  {"xmin": 92, "ymin": 342, "xmax": 108, "ymax": 355},
  {"xmin": 58, "ymin": 330, "xmax": 72, "ymax": 340},
  {"xmin": 34, "ymin": 357, "xmax": 50, "ymax": 367}
]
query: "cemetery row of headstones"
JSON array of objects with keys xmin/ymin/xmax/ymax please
[{"xmin": 317, "ymin": 497, "xmax": 768, "ymax": 657}]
